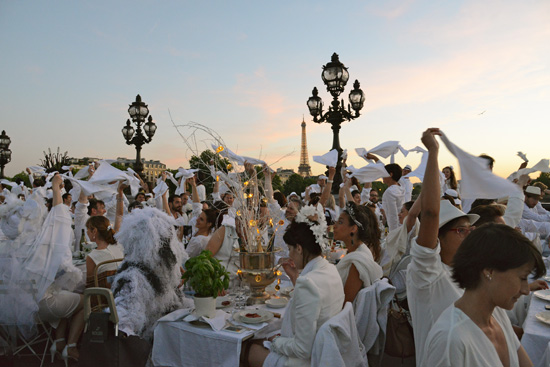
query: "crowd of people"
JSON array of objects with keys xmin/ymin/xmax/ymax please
[{"xmin": 1, "ymin": 127, "xmax": 549, "ymax": 366}]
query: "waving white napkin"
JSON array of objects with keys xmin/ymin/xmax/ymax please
[
  {"xmin": 86, "ymin": 161, "xmax": 141, "ymax": 196},
  {"xmin": 174, "ymin": 168, "xmax": 199, "ymax": 195},
  {"xmin": 347, "ymin": 162, "xmax": 389, "ymax": 183},
  {"xmin": 212, "ymin": 144, "xmax": 266, "ymax": 166},
  {"xmin": 153, "ymin": 179, "xmax": 169, "ymax": 197},
  {"xmin": 440, "ymin": 132, "xmax": 521, "ymax": 200},
  {"xmin": 404, "ymin": 148, "xmax": 428, "ymax": 181},
  {"xmin": 27, "ymin": 166, "xmax": 46, "ymax": 176},
  {"xmin": 508, "ymin": 159, "xmax": 550, "ymax": 181},
  {"xmin": 74, "ymin": 166, "xmax": 92, "ymax": 180},
  {"xmin": 313, "ymin": 149, "xmax": 339, "ymax": 167},
  {"xmin": 517, "ymin": 151, "xmax": 528, "ymax": 162}
]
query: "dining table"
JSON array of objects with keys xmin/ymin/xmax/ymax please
[
  {"xmin": 152, "ymin": 283, "xmax": 292, "ymax": 367},
  {"xmin": 522, "ymin": 272, "xmax": 550, "ymax": 366}
]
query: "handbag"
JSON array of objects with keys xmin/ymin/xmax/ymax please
[
  {"xmin": 78, "ymin": 288, "xmax": 151, "ymax": 367},
  {"xmin": 384, "ymin": 296, "xmax": 415, "ymax": 358}
]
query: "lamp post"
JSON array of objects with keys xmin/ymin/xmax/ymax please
[
  {"xmin": 121, "ymin": 95, "xmax": 157, "ymax": 176},
  {"xmin": 306, "ymin": 53, "xmax": 365, "ymax": 194},
  {"xmin": 0, "ymin": 130, "xmax": 12, "ymax": 179}
]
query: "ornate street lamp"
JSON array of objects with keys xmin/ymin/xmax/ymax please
[
  {"xmin": 307, "ymin": 53, "xmax": 365, "ymax": 194},
  {"xmin": 0, "ymin": 130, "xmax": 12, "ymax": 179},
  {"xmin": 121, "ymin": 95, "xmax": 157, "ymax": 175}
]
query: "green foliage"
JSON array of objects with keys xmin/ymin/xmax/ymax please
[
  {"xmin": 182, "ymin": 250, "xmax": 230, "ymax": 297},
  {"xmin": 282, "ymin": 174, "xmax": 317, "ymax": 196},
  {"xmin": 189, "ymin": 150, "xmax": 231, "ymax": 196},
  {"xmin": 372, "ymin": 181, "xmax": 388, "ymax": 195},
  {"xmin": 272, "ymin": 174, "xmax": 284, "ymax": 193},
  {"xmin": 10, "ymin": 172, "xmax": 31, "ymax": 187}
]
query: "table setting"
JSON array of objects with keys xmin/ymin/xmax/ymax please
[{"xmin": 522, "ymin": 257, "xmax": 550, "ymax": 367}]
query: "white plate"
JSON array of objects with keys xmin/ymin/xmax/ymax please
[
  {"xmin": 265, "ymin": 298, "xmax": 288, "ymax": 309},
  {"xmin": 536, "ymin": 311, "xmax": 550, "ymax": 325},
  {"xmin": 216, "ymin": 296, "xmax": 232, "ymax": 309},
  {"xmin": 534, "ymin": 290, "xmax": 550, "ymax": 301},
  {"xmin": 279, "ymin": 286, "xmax": 294, "ymax": 297},
  {"xmin": 236, "ymin": 310, "xmax": 273, "ymax": 324}
]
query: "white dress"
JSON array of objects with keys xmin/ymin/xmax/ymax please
[
  {"xmin": 336, "ymin": 243, "xmax": 382, "ymax": 287},
  {"xmin": 213, "ymin": 224, "xmax": 239, "ymax": 279},
  {"xmin": 265, "ymin": 257, "xmax": 345, "ymax": 367},
  {"xmin": 425, "ymin": 305, "xmax": 520, "ymax": 366}
]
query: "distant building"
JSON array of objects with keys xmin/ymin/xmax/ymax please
[
  {"xmin": 276, "ymin": 168, "xmax": 295, "ymax": 184},
  {"xmin": 116, "ymin": 157, "xmax": 166, "ymax": 183},
  {"xmin": 67, "ymin": 156, "xmax": 166, "ymax": 183}
]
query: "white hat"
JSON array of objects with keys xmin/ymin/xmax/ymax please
[
  {"xmin": 318, "ymin": 175, "xmax": 328, "ymax": 180},
  {"xmin": 288, "ymin": 192, "xmax": 298, "ymax": 199},
  {"xmin": 525, "ymin": 186, "xmax": 541, "ymax": 196},
  {"xmin": 439, "ymin": 200, "xmax": 479, "ymax": 228},
  {"xmin": 404, "ymin": 165, "xmax": 412, "ymax": 171}
]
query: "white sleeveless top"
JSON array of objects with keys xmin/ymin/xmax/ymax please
[{"xmin": 87, "ymin": 244, "xmax": 124, "ymax": 272}]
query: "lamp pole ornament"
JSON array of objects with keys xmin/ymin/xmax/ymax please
[
  {"xmin": 0, "ymin": 130, "xmax": 12, "ymax": 179},
  {"xmin": 121, "ymin": 95, "xmax": 157, "ymax": 176},
  {"xmin": 307, "ymin": 53, "xmax": 365, "ymax": 194}
]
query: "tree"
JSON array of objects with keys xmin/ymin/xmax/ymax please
[
  {"xmin": 10, "ymin": 172, "xmax": 31, "ymax": 187},
  {"xmin": 189, "ymin": 150, "xmax": 231, "ymax": 195},
  {"xmin": 40, "ymin": 147, "xmax": 70, "ymax": 173},
  {"xmin": 272, "ymin": 175, "xmax": 284, "ymax": 193},
  {"xmin": 282, "ymin": 174, "xmax": 304, "ymax": 196}
]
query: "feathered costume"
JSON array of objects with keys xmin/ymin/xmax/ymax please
[{"xmin": 111, "ymin": 207, "xmax": 192, "ymax": 340}]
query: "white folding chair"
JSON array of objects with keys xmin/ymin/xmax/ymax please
[
  {"xmin": 311, "ymin": 302, "xmax": 368, "ymax": 367},
  {"xmin": 352, "ymin": 279, "xmax": 395, "ymax": 367}
]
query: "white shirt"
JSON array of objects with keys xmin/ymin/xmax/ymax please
[
  {"xmin": 425, "ymin": 305, "xmax": 520, "ymax": 367},
  {"xmin": 523, "ymin": 202, "xmax": 550, "ymax": 222},
  {"xmin": 406, "ymin": 239, "xmax": 463, "ymax": 366},
  {"xmin": 87, "ymin": 244, "xmax": 124, "ymax": 272},
  {"xmin": 398, "ymin": 177, "xmax": 413, "ymax": 202},
  {"xmin": 381, "ymin": 184, "xmax": 405, "ymax": 232},
  {"xmin": 185, "ymin": 234, "xmax": 211, "ymax": 259}
]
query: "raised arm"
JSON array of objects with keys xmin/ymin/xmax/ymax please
[
  {"xmin": 189, "ymin": 177, "xmax": 200, "ymax": 204},
  {"xmin": 405, "ymin": 192, "xmax": 422, "ymax": 233},
  {"xmin": 416, "ymin": 128, "xmax": 442, "ymax": 249},
  {"xmin": 51, "ymin": 174, "xmax": 63, "ymax": 207},
  {"xmin": 319, "ymin": 167, "xmax": 335, "ymax": 208},
  {"xmin": 263, "ymin": 164, "xmax": 275, "ymax": 204}
]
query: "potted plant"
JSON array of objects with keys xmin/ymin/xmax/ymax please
[{"xmin": 182, "ymin": 250, "xmax": 230, "ymax": 318}]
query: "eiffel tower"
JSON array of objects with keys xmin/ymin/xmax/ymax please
[{"xmin": 298, "ymin": 117, "xmax": 312, "ymax": 177}]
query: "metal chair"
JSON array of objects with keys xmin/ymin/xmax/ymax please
[{"xmin": 85, "ymin": 258, "xmax": 123, "ymax": 312}]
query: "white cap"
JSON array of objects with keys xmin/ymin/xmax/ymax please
[{"xmin": 404, "ymin": 165, "xmax": 412, "ymax": 171}]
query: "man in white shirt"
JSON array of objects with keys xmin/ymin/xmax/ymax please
[
  {"xmin": 381, "ymin": 163, "xmax": 405, "ymax": 232},
  {"xmin": 398, "ymin": 165, "xmax": 413, "ymax": 202}
]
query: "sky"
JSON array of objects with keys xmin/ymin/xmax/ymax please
[{"xmin": 1, "ymin": 0, "xmax": 549, "ymax": 181}]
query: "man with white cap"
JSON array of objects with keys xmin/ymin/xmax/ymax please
[
  {"xmin": 406, "ymin": 128, "xmax": 480, "ymax": 365},
  {"xmin": 520, "ymin": 186, "xmax": 550, "ymax": 244},
  {"xmin": 398, "ymin": 164, "xmax": 413, "ymax": 202}
]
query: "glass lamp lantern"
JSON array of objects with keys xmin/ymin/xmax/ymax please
[
  {"xmin": 122, "ymin": 120, "xmax": 135, "ymax": 141},
  {"xmin": 0, "ymin": 130, "xmax": 11, "ymax": 150},
  {"xmin": 144, "ymin": 115, "xmax": 157, "ymax": 138},
  {"xmin": 321, "ymin": 53, "xmax": 349, "ymax": 97},
  {"xmin": 307, "ymin": 87, "xmax": 323, "ymax": 118},
  {"xmin": 349, "ymin": 80, "xmax": 365, "ymax": 112},
  {"xmin": 128, "ymin": 94, "xmax": 149, "ymax": 123}
]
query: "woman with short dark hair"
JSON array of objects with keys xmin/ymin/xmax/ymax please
[{"xmin": 425, "ymin": 223, "xmax": 544, "ymax": 366}]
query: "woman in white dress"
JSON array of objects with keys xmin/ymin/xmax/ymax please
[
  {"xmin": 185, "ymin": 177, "xmax": 218, "ymax": 258},
  {"xmin": 425, "ymin": 223, "xmax": 544, "ymax": 366},
  {"xmin": 333, "ymin": 201, "xmax": 383, "ymax": 303},
  {"xmin": 85, "ymin": 216, "xmax": 124, "ymax": 279},
  {"xmin": 243, "ymin": 203, "xmax": 345, "ymax": 367}
]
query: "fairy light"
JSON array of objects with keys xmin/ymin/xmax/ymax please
[
  {"xmin": 249, "ymin": 220, "xmax": 257, "ymax": 227},
  {"xmin": 216, "ymin": 175, "xmax": 219, "ymax": 182},
  {"xmin": 216, "ymin": 146, "xmax": 224, "ymax": 153},
  {"xmin": 236, "ymin": 210, "xmax": 241, "ymax": 216},
  {"xmin": 278, "ymin": 220, "xmax": 285, "ymax": 226},
  {"xmin": 227, "ymin": 163, "xmax": 232, "ymax": 170},
  {"xmin": 248, "ymin": 193, "xmax": 253, "ymax": 198},
  {"xmin": 243, "ymin": 181, "xmax": 249, "ymax": 187}
]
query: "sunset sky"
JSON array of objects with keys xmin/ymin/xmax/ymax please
[{"xmin": 1, "ymin": 0, "xmax": 549, "ymax": 181}]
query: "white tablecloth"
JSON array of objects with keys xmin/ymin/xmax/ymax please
[
  {"xmin": 536, "ymin": 341, "xmax": 550, "ymax": 367},
  {"xmin": 522, "ymin": 293, "xmax": 550, "ymax": 366},
  {"xmin": 152, "ymin": 302, "xmax": 287, "ymax": 367}
]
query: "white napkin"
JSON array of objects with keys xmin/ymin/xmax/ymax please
[
  {"xmin": 212, "ymin": 144, "xmax": 266, "ymax": 166},
  {"xmin": 440, "ymin": 132, "xmax": 521, "ymax": 200},
  {"xmin": 157, "ymin": 308, "xmax": 193, "ymax": 322},
  {"xmin": 27, "ymin": 166, "xmax": 46, "ymax": 175},
  {"xmin": 347, "ymin": 162, "xmax": 389, "ymax": 183},
  {"xmin": 153, "ymin": 179, "xmax": 169, "ymax": 196},
  {"xmin": 313, "ymin": 149, "xmax": 339, "ymax": 168},
  {"xmin": 183, "ymin": 310, "xmax": 230, "ymax": 331},
  {"xmin": 517, "ymin": 151, "xmax": 528, "ymax": 162}
]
